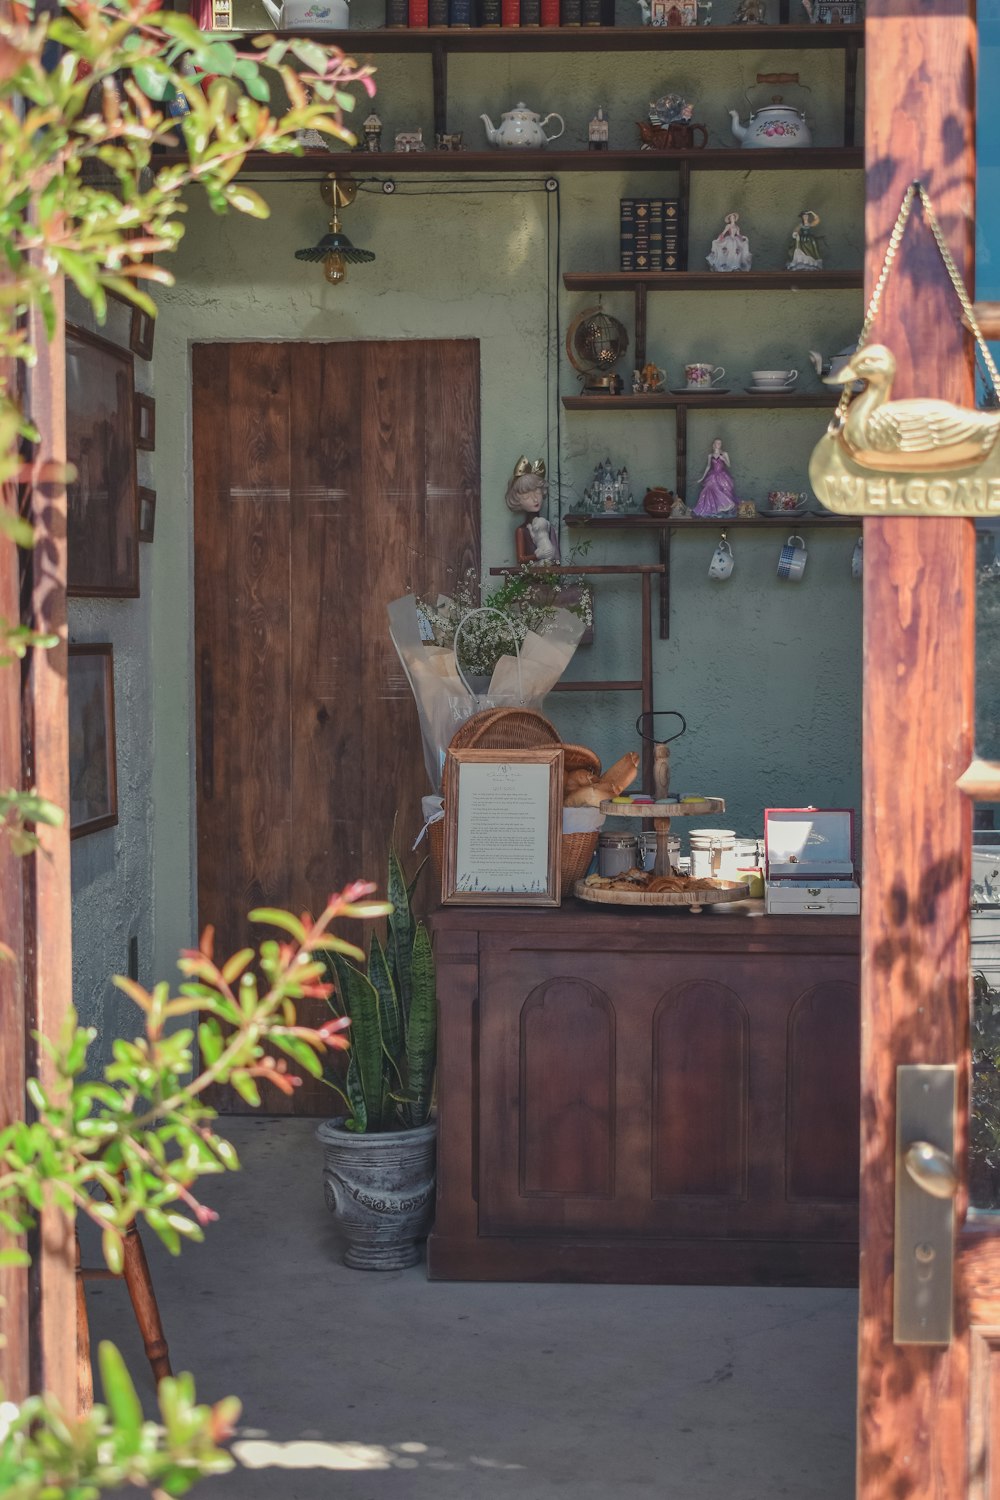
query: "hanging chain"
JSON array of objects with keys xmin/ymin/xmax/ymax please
[{"xmin": 835, "ymin": 181, "xmax": 1000, "ymax": 420}]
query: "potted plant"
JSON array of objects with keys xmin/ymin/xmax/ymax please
[{"xmin": 317, "ymin": 847, "xmax": 437, "ymax": 1270}]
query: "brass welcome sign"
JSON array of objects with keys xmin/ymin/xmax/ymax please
[
  {"xmin": 809, "ymin": 184, "xmax": 1000, "ymax": 518},
  {"xmin": 809, "ymin": 344, "xmax": 1000, "ymax": 518}
]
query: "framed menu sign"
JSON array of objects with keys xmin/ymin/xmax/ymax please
[{"xmin": 443, "ymin": 748, "xmax": 564, "ymax": 906}]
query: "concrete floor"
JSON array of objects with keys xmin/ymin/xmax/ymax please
[{"xmin": 83, "ymin": 1117, "xmax": 858, "ymax": 1500}]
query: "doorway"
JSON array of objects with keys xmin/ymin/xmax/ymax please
[{"xmin": 192, "ymin": 338, "xmax": 480, "ymax": 1113}]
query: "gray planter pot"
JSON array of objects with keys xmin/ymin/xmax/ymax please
[{"xmin": 316, "ymin": 1118, "xmax": 437, "ymax": 1271}]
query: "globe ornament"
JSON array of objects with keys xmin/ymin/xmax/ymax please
[{"xmin": 566, "ymin": 304, "xmax": 630, "ymax": 394}]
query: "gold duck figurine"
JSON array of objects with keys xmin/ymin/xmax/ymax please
[{"xmin": 826, "ymin": 344, "xmax": 1000, "ymax": 473}]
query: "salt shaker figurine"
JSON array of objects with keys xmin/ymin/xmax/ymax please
[
  {"xmin": 693, "ymin": 438, "xmax": 740, "ymax": 517},
  {"xmin": 362, "ymin": 111, "xmax": 383, "ymax": 152},
  {"xmin": 505, "ymin": 456, "xmax": 560, "ymax": 565},
  {"xmin": 706, "ymin": 211, "xmax": 752, "ymax": 272},
  {"xmin": 588, "ymin": 107, "xmax": 610, "ymax": 151},
  {"xmin": 786, "ymin": 209, "xmax": 824, "ymax": 270}
]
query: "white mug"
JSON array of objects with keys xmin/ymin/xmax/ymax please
[
  {"xmin": 709, "ymin": 538, "xmax": 734, "ymax": 580},
  {"xmin": 686, "ymin": 362, "xmax": 726, "ymax": 388},
  {"xmin": 852, "ymin": 536, "xmax": 863, "ymax": 579},
  {"xmin": 777, "ymin": 534, "xmax": 807, "ymax": 581}
]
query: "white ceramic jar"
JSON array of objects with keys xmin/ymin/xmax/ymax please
[{"xmin": 688, "ymin": 829, "xmax": 738, "ymax": 881}]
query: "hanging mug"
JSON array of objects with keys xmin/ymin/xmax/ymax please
[
  {"xmin": 777, "ymin": 534, "xmax": 807, "ymax": 581},
  {"xmin": 709, "ymin": 537, "xmax": 735, "ymax": 580},
  {"xmin": 852, "ymin": 535, "xmax": 863, "ymax": 580}
]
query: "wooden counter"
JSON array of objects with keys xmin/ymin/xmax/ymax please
[{"xmin": 427, "ymin": 903, "xmax": 860, "ymax": 1286}]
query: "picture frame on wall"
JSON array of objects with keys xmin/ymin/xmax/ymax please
[
  {"xmin": 65, "ymin": 324, "xmax": 139, "ymax": 598},
  {"xmin": 135, "ymin": 392, "xmax": 156, "ymax": 450},
  {"xmin": 138, "ymin": 486, "xmax": 156, "ymax": 543},
  {"xmin": 68, "ymin": 644, "xmax": 118, "ymax": 839},
  {"xmin": 442, "ymin": 747, "xmax": 564, "ymax": 906},
  {"xmin": 129, "ymin": 304, "xmax": 155, "ymax": 361}
]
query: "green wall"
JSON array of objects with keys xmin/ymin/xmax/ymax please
[{"xmin": 138, "ymin": 37, "xmax": 864, "ymax": 977}]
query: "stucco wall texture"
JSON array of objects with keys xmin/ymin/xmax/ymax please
[
  {"xmin": 70, "ymin": 35, "xmax": 865, "ymax": 1024},
  {"xmin": 66, "ymin": 291, "xmax": 157, "ymax": 1066}
]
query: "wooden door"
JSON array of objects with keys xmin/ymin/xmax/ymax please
[
  {"xmin": 858, "ymin": 3, "xmax": 1000, "ymax": 1495},
  {"xmin": 192, "ymin": 340, "xmax": 479, "ymax": 1114}
]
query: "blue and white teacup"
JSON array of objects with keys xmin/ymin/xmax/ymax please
[
  {"xmin": 777, "ymin": 534, "xmax": 807, "ymax": 581},
  {"xmin": 709, "ymin": 537, "xmax": 735, "ymax": 580}
]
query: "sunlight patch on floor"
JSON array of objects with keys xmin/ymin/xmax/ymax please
[{"xmin": 231, "ymin": 1435, "xmax": 526, "ymax": 1473}]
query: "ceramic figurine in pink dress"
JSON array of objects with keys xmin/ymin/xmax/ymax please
[{"xmin": 694, "ymin": 438, "xmax": 739, "ymax": 516}]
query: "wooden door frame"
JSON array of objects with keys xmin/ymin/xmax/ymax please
[
  {"xmin": 0, "ymin": 286, "xmax": 75, "ymax": 1410},
  {"xmin": 859, "ymin": 3, "xmax": 978, "ymax": 1495}
]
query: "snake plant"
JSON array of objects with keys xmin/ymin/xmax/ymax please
[{"xmin": 324, "ymin": 848, "xmax": 436, "ymax": 1132}]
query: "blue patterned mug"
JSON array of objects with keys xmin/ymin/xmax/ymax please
[{"xmin": 777, "ymin": 534, "xmax": 807, "ymax": 581}]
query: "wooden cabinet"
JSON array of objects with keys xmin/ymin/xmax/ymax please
[{"xmin": 428, "ymin": 905, "xmax": 859, "ymax": 1284}]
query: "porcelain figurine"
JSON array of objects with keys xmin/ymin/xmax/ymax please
[
  {"xmin": 734, "ymin": 0, "xmax": 766, "ymax": 19},
  {"xmin": 706, "ymin": 212, "xmax": 752, "ymax": 272},
  {"xmin": 787, "ymin": 209, "xmax": 824, "ymax": 270},
  {"xmin": 637, "ymin": 0, "xmax": 708, "ymax": 23},
  {"xmin": 694, "ymin": 438, "xmax": 740, "ymax": 517},
  {"xmin": 481, "ymin": 102, "xmax": 565, "ymax": 149},
  {"xmin": 506, "ymin": 457, "xmax": 560, "ymax": 564},
  {"xmin": 640, "ymin": 362, "xmax": 667, "ymax": 392},
  {"xmin": 730, "ymin": 89, "xmax": 812, "ymax": 148}
]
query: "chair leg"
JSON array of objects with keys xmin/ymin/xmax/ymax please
[
  {"xmin": 75, "ymin": 1233, "xmax": 94, "ymax": 1415},
  {"xmin": 120, "ymin": 1220, "xmax": 172, "ymax": 1383}
]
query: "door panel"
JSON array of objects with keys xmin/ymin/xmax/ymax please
[
  {"xmin": 193, "ymin": 339, "xmax": 480, "ymax": 1114},
  {"xmin": 478, "ymin": 942, "xmax": 858, "ymax": 1239}
]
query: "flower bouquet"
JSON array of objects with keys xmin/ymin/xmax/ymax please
[{"xmin": 387, "ymin": 570, "xmax": 588, "ymax": 793}]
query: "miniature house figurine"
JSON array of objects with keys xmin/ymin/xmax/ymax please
[
  {"xmin": 802, "ymin": 0, "xmax": 858, "ymax": 18},
  {"xmin": 362, "ymin": 112, "xmax": 383, "ymax": 152},
  {"xmin": 588, "ymin": 107, "xmax": 610, "ymax": 151}
]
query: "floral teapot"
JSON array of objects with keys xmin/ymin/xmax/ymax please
[
  {"xmin": 729, "ymin": 73, "xmax": 812, "ymax": 148},
  {"xmin": 481, "ymin": 102, "xmax": 565, "ymax": 149}
]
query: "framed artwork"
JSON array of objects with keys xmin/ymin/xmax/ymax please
[
  {"xmin": 442, "ymin": 747, "xmax": 563, "ymax": 906},
  {"xmin": 129, "ymin": 305, "xmax": 155, "ymax": 360},
  {"xmin": 65, "ymin": 324, "xmax": 139, "ymax": 598},
  {"xmin": 135, "ymin": 392, "xmax": 156, "ymax": 450},
  {"xmin": 68, "ymin": 644, "xmax": 118, "ymax": 839},
  {"xmin": 138, "ymin": 486, "xmax": 156, "ymax": 542}
]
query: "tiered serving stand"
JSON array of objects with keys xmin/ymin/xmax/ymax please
[{"xmin": 573, "ymin": 797, "xmax": 750, "ymax": 913}]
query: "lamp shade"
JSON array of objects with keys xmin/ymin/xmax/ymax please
[{"xmin": 295, "ymin": 230, "xmax": 375, "ymax": 265}]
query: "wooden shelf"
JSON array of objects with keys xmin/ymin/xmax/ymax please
[
  {"xmin": 562, "ymin": 391, "xmax": 839, "ymax": 410},
  {"xmin": 160, "ymin": 146, "xmax": 864, "ymax": 176},
  {"xmin": 563, "ymin": 513, "xmax": 858, "ymax": 528},
  {"xmin": 221, "ymin": 23, "xmax": 863, "ymax": 52},
  {"xmin": 563, "ymin": 269, "xmax": 864, "ymax": 292}
]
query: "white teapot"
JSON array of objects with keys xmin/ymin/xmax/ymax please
[
  {"xmin": 481, "ymin": 102, "xmax": 565, "ymax": 149},
  {"xmin": 729, "ymin": 75, "xmax": 812, "ymax": 148}
]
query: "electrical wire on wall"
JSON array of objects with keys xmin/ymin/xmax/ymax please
[{"xmin": 248, "ymin": 169, "xmax": 566, "ymax": 555}]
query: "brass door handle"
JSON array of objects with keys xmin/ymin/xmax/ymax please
[
  {"xmin": 894, "ymin": 1067, "xmax": 957, "ymax": 1345},
  {"xmin": 904, "ymin": 1140, "xmax": 958, "ymax": 1199}
]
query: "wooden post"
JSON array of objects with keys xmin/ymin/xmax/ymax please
[
  {"xmin": 21, "ymin": 289, "xmax": 75, "ymax": 1412},
  {"xmin": 859, "ymin": 3, "xmax": 976, "ymax": 1497}
]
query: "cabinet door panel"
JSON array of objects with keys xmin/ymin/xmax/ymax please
[
  {"xmin": 521, "ymin": 980, "xmax": 615, "ymax": 1198},
  {"xmin": 652, "ymin": 981, "xmax": 749, "ymax": 1201},
  {"xmin": 786, "ymin": 979, "xmax": 860, "ymax": 1202},
  {"xmin": 478, "ymin": 942, "xmax": 859, "ymax": 1240}
]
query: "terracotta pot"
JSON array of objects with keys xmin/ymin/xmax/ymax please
[
  {"xmin": 316, "ymin": 1118, "xmax": 436, "ymax": 1271},
  {"xmin": 643, "ymin": 487, "xmax": 675, "ymax": 516}
]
